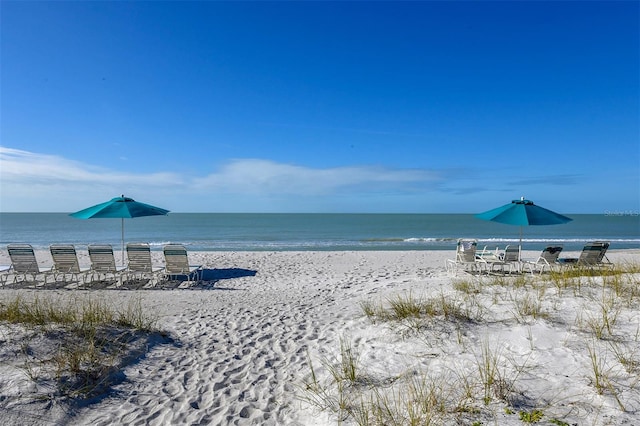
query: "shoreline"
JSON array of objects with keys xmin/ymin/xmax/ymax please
[
  {"xmin": 1, "ymin": 247, "xmax": 639, "ymax": 269},
  {"xmin": 0, "ymin": 250, "xmax": 639, "ymax": 425}
]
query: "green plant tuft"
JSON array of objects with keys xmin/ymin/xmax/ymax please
[
  {"xmin": 519, "ymin": 409, "xmax": 544, "ymax": 423},
  {"xmin": 0, "ymin": 294, "xmax": 159, "ymax": 400}
]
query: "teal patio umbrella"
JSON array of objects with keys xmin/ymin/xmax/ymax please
[
  {"xmin": 70, "ymin": 195, "xmax": 169, "ymax": 263},
  {"xmin": 475, "ymin": 197, "xmax": 572, "ymax": 256}
]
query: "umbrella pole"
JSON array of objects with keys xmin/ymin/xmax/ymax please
[
  {"xmin": 519, "ymin": 226, "xmax": 523, "ymax": 260},
  {"xmin": 121, "ymin": 218, "xmax": 125, "ymax": 266}
]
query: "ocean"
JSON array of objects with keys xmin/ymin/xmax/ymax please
[{"xmin": 0, "ymin": 213, "xmax": 638, "ymax": 252}]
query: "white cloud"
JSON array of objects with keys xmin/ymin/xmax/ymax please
[
  {"xmin": 0, "ymin": 147, "xmax": 448, "ymax": 211},
  {"xmin": 0, "ymin": 147, "xmax": 181, "ymax": 187},
  {"xmin": 1, "ymin": 147, "xmax": 622, "ymax": 213},
  {"xmin": 0, "ymin": 147, "xmax": 184, "ymax": 211},
  {"xmin": 192, "ymin": 159, "xmax": 442, "ymax": 195}
]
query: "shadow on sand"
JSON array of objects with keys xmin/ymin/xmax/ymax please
[
  {"xmin": 155, "ymin": 268, "xmax": 257, "ymax": 290},
  {"xmin": 201, "ymin": 268, "xmax": 257, "ymax": 281},
  {"xmin": 1, "ymin": 268, "xmax": 258, "ymax": 291}
]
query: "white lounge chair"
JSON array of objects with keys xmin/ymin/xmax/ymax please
[
  {"xmin": 50, "ymin": 244, "xmax": 90, "ymax": 286},
  {"xmin": 0, "ymin": 264, "xmax": 11, "ymax": 287},
  {"xmin": 559, "ymin": 241, "xmax": 613, "ymax": 269},
  {"xmin": 486, "ymin": 245, "xmax": 521, "ymax": 274},
  {"xmin": 445, "ymin": 239, "xmax": 485, "ymax": 275},
  {"xmin": 87, "ymin": 244, "xmax": 126, "ymax": 284},
  {"xmin": 124, "ymin": 243, "xmax": 164, "ymax": 286},
  {"xmin": 6, "ymin": 244, "xmax": 52, "ymax": 286},
  {"xmin": 522, "ymin": 246, "xmax": 563, "ymax": 274},
  {"xmin": 162, "ymin": 244, "xmax": 203, "ymax": 285}
]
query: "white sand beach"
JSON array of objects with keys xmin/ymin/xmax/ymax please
[{"xmin": 0, "ymin": 249, "xmax": 639, "ymax": 425}]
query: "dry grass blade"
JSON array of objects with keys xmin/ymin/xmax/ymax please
[{"xmin": 0, "ymin": 294, "xmax": 162, "ymax": 400}]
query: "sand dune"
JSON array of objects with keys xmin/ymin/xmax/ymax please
[{"xmin": 0, "ymin": 249, "xmax": 638, "ymax": 425}]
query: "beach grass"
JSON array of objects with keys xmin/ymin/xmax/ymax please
[
  {"xmin": 305, "ymin": 262, "xmax": 640, "ymax": 425},
  {"xmin": 0, "ymin": 295, "xmax": 155, "ymax": 331},
  {"xmin": 360, "ymin": 291, "xmax": 477, "ymax": 334},
  {"xmin": 1, "ymin": 250, "xmax": 637, "ymax": 424},
  {"xmin": 0, "ymin": 294, "xmax": 159, "ymax": 400}
]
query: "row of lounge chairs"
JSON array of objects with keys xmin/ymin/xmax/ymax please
[
  {"xmin": 0, "ymin": 243, "xmax": 203, "ymax": 288},
  {"xmin": 445, "ymin": 240, "xmax": 613, "ymax": 276}
]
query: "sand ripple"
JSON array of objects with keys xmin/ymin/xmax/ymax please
[{"xmin": 67, "ymin": 251, "xmax": 432, "ymax": 425}]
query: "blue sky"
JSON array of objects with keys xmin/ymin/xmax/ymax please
[{"xmin": 1, "ymin": 1, "xmax": 638, "ymax": 213}]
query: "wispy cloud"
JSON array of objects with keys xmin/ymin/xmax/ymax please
[
  {"xmin": 0, "ymin": 147, "xmax": 586, "ymax": 212},
  {"xmin": 0, "ymin": 147, "xmax": 448, "ymax": 211},
  {"xmin": 192, "ymin": 159, "xmax": 443, "ymax": 195},
  {"xmin": 0, "ymin": 147, "xmax": 184, "ymax": 210},
  {"xmin": 0, "ymin": 147, "xmax": 181, "ymax": 187}
]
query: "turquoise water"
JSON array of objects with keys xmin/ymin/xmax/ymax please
[{"xmin": 0, "ymin": 213, "xmax": 638, "ymax": 251}]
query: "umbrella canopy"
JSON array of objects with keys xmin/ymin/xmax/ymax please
[
  {"xmin": 475, "ymin": 198, "xmax": 572, "ymax": 257},
  {"xmin": 70, "ymin": 196, "xmax": 169, "ymax": 219},
  {"xmin": 475, "ymin": 198, "xmax": 572, "ymax": 226},
  {"xmin": 70, "ymin": 195, "xmax": 169, "ymax": 263}
]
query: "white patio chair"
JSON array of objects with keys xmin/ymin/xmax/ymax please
[
  {"xmin": 445, "ymin": 239, "xmax": 485, "ymax": 275},
  {"xmin": 162, "ymin": 244, "xmax": 203, "ymax": 285},
  {"xmin": 124, "ymin": 243, "xmax": 164, "ymax": 286},
  {"xmin": 486, "ymin": 245, "xmax": 521, "ymax": 274},
  {"xmin": 559, "ymin": 241, "xmax": 613, "ymax": 269},
  {"xmin": 50, "ymin": 244, "xmax": 90, "ymax": 286},
  {"xmin": 87, "ymin": 244, "xmax": 126, "ymax": 284},
  {"xmin": 522, "ymin": 246, "xmax": 563, "ymax": 274},
  {"xmin": 7, "ymin": 244, "xmax": 52, "ymax": 286}
]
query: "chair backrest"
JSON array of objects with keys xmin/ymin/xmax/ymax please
[
  {"xmin": 457, "ymin": 239, "xmax": 477, "ymax": 262},
  {"xmin": 126, "ymin": 243, "xmax": 153, "ymax": 272},
  {"xmin": 578, "ymin": 241, "xmax": 610, "ymax": 265},
  {"xmin": 50, "ymin": 244, "xmax": 81, "ymax": 273},
  {"xmin": 88, "ymin": 244, "xmax": 118, "ymax": 272},
  {"xmin": 8, "ymin": 244, "xmax": 40, "ymax": 273},
  {"xmin": 593, "ymin": 241, "xmax": 610, "ymax": 263},
  {"xmin": 503, "ymin": 245, "xmax": 520, "ymax": 262},
  {"xmin": 163, "ymin": 244, "xmax": 190, "ymax": 274},
  {"xmin": 540, "ymin": 246, "xmax": 563, "ymax": 263}
]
